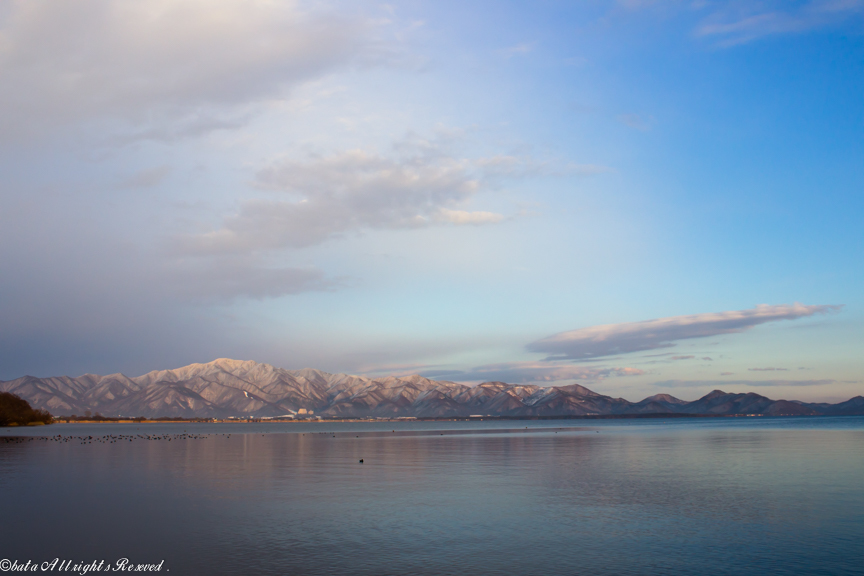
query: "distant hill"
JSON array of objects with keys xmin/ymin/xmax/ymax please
[{"xmin": 1, "ymin": 358, "xmax": 861, "ymax": 419}]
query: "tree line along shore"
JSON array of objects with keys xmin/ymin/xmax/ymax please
[{"xmin": 0, "ymin": 392, "xmax": 53, "ymax": 426}]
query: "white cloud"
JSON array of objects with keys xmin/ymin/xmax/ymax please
[
  {"xmin": 174, "ymin": 137, "xmax": 538, "ymax": 256},
  {"xmin": 528, "ymin": 303, "xmax": 843, "ymax": 360}
]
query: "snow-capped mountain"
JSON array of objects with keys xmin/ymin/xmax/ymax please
[{"xmin": 1, "ymin": 359, "xmax": 861, "ymax": 418}]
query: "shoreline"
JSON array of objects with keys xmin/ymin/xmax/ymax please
[{"xmin": 40, "ymin": 412, "xmax": 839, "ymax": 425}]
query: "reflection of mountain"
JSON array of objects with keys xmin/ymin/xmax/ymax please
[{"xmin": 1, "ymin": 358, "xmax": 861, "ymax": 418}]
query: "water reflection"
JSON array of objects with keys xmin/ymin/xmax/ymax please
[{"xmin": 1, "ymin": 421, "xmax": 862, "ymax": 576}]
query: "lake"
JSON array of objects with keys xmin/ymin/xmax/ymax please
[{"xmin": 2, "ymin": 417, "xmax": 863, "ymax": 575}]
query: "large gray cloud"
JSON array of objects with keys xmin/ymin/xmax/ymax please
[
  {"xmin": 0, "ymin": 195, "xmax": 346, "ymax": 380},
  {"xmin": 528, "ymin": 304, "xmax": 842, "ymax": 360},
  {"xmin": 0, "ymin": 0, "xmax": 375, "ymax": 141}
]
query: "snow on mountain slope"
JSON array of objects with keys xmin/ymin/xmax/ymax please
[{"xmin": 2, "ymin": 359, "xmax": 861, "ymax": 418}]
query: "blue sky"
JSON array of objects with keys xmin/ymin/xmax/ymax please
[{"xmin": 1, "ymin": 0, "xmax": 862, "ymax": 401}]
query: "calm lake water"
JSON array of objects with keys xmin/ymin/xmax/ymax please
[{"xmin": 2, "ymin": 417, "xmax": 863, "ymax": 576}]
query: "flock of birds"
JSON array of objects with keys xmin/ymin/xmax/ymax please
[
  {"xmin": 0, "ymin": 427, "xmax": 567, "ymax": 463},
  {"xmin": 0, "ymin": 432, "xmax": 210, "ymax": 444},
  {"xmin": 0, "ymin": 430, "xmax": 385, "ymax": 445},
  {"xmin": 1, "ymin": 430, "xmax": 367, "ymax": 461}
]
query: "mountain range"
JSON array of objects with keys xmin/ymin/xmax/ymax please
[{"xmin": 1, "ymin": 358, "xmax": 862, "ymax": 419}]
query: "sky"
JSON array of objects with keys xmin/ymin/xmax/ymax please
[{"xmin": 1, "ymin": 0, "xmax": 862, "ymax": 402}]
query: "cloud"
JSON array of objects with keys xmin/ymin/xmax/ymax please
[
  {"xmin": 164, "ymin": 133, "xmax": 568, "ymax": 297},
  {"xmin": 670, "ymin": 355, "xmax": 694, "ymax": 360},
  {"xmin": 695, "ymin": 0, "xmax": 864, "ymax": 46},
  {"xmin": 748, "ymin": 367, "xmax": 788, "ymax": 372},
  {"xmin": 652, "ymin": 379, "xmax": 837, "ymax": 388},
  {"xmin": 612, "ymin": 0, "xmax": 864, "ymax": 46},
  {"xmin": 118, "ymin": 166, "xmax": 172, "ymax": 189},
  {"xmin": 617, "ymin": 113, "xmax": 653, "ymax": 131},
  {"xmin": 500, "ymin": 42, "xmax": 534, "ymax": 58},
  {"xmin": 527, "ymin": 303, "xmax": 843, "ymax": 360},
  {"xmin": 0, "ymin": 0, "xmax": 378, "ymax": 141},
  {"xmin": 421, "ymin": 361, "xmax": 645, "ymax": 384},
  {"xmin": 174, "ymin": 137, "xmax": 540, "ymax": 256},
  {"xmin": 438, "ymin": 209, "xmax": 506, "ymax": 225},
  {"xmin": 720, "ymin": 372, "xmax": 735, "ymax": 376},
  {"xmin": 168, "ymin": 259, "xmax": 342, "ymax": 302}
]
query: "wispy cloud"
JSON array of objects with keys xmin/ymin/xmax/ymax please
[
  {"xmin": 163, "ymin": 130, "xmax": 589, "ymax": 299},
  {"xmin": 612, "ymin": 0, "xmax": 864, "ymax": 46},
  {"xmin": 696, "ymin": 0, "xmax": 864, "ymax": 46},
  {"xmin": 500, "ymin": 42, "xmax": 535, "ymax": 58},
  {"xmin": 168, "ymin": 259, "xmax": 343, "ymax": 302},
  {"xmin": 421, "ymin": 361, "xmax": 644, "ymax": 384},
  {"xmin": 617, "ymin": 113, "xmax": 654, "ymax": 131},
  {"xmin": 653, "ymin": 379, "xmax": 837, "ymax": 388},
  {"xmin": 527, "ymin": 303, "xmax": 843, "ymax": 360},
  {"xmin": 438, "ymin": 209, "xmax": 506, "ymax": 225},
  {"xmin": 173, "ymin": 135, "xmax": 560, "ymax": 257},
  {"xmin": 748, "ymin": 367, "xmax": 788, "ymax": 372}
]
